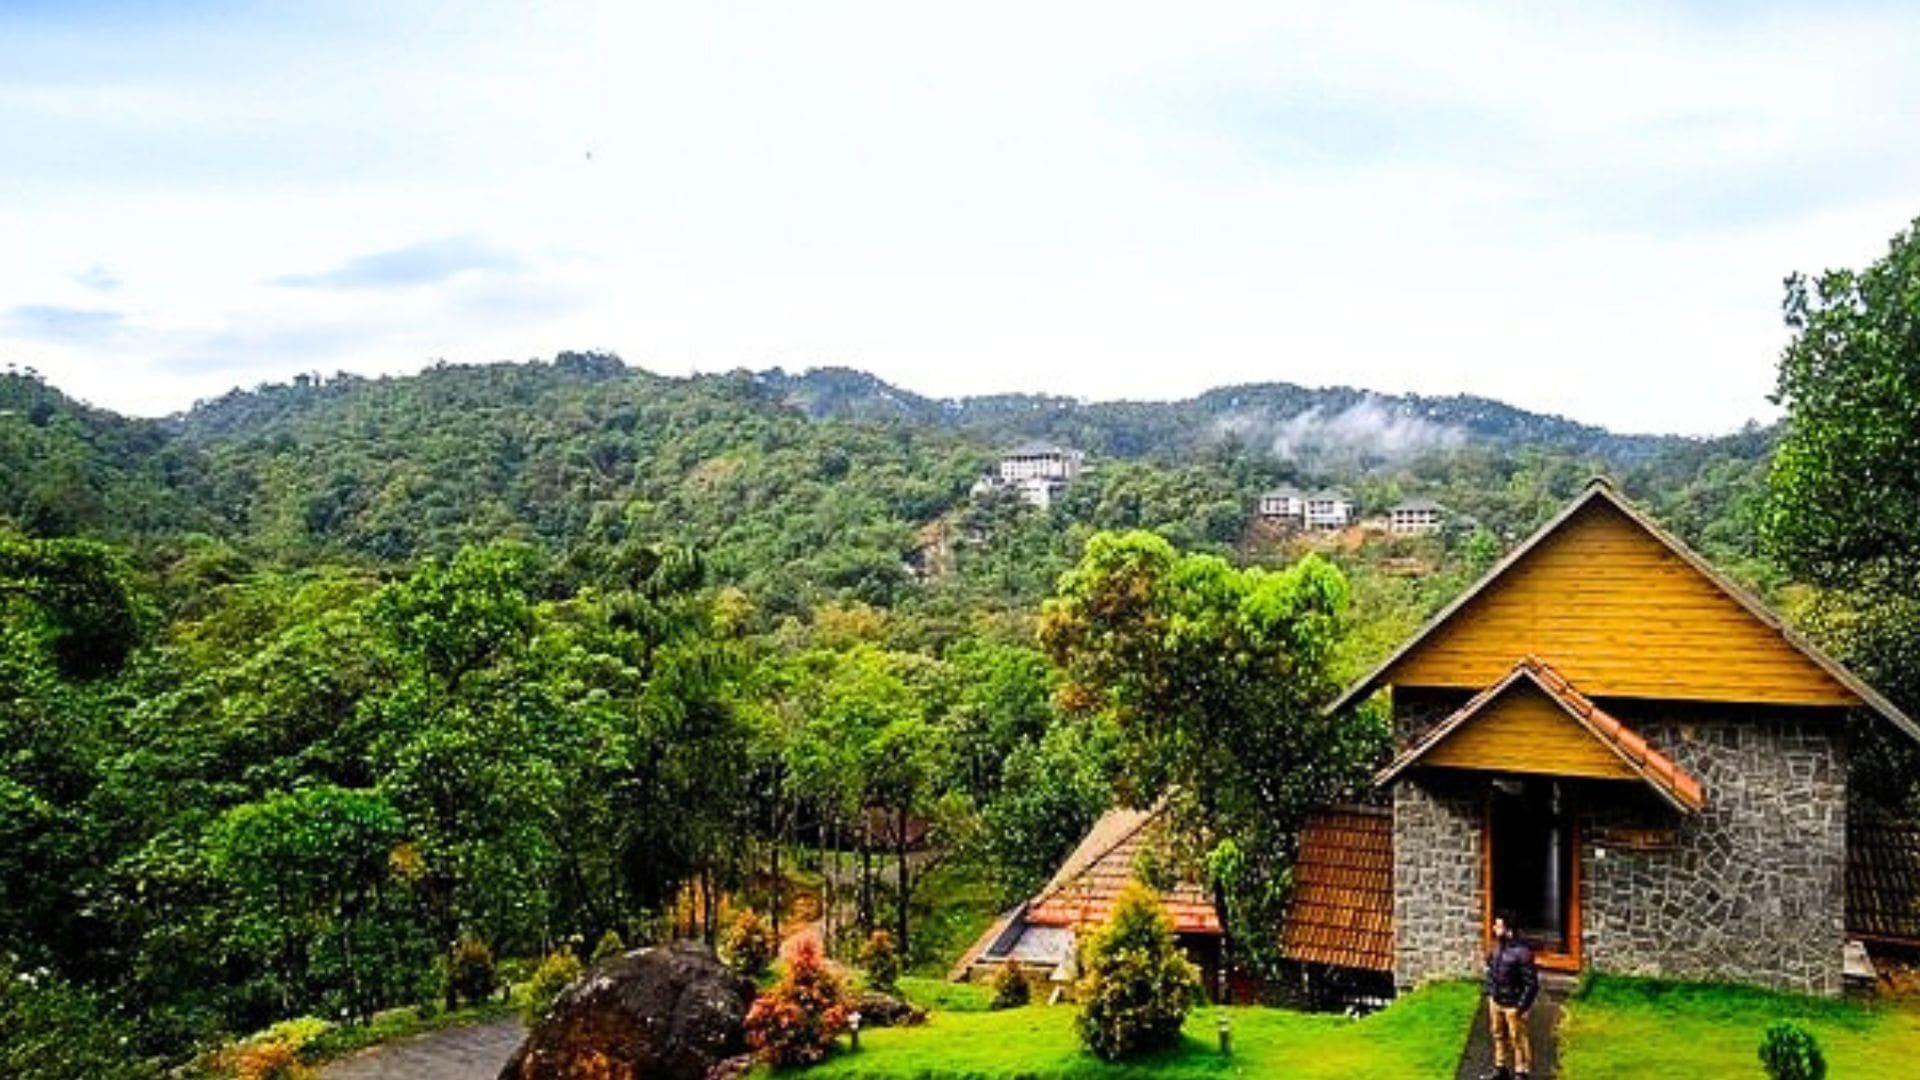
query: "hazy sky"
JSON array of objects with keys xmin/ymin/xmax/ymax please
[{"xmin": 4, "ymin": 2, "xmax": 1918, "ymax": 433}]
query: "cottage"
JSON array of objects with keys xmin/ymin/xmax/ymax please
[
  {"xmin": 1387, "ymin": 498, "xmax": 1445, "ymax": 535},
  {"xmin": 1291, "ymin": 478, "xmax": 1919, "ymax": 996},
  {"xmin": 953, "ymin": 804, "xmax": 1226, "ymax": 994},
  {"xmin": 1304, "ymin": 489, "xmax": 1355, "ymax": 530}
]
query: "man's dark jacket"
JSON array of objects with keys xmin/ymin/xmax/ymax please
[{"xmin": 1484, "ymin": 937, "xmax": 1538, "ymax": 1011}]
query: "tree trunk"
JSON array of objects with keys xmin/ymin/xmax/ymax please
[{"xmin": 895, "ymin": 802, "xmax": 911, "ymax": 959}]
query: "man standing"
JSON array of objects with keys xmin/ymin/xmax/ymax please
[{"xmin": 1481, "ymin": 910, "xmax": 1539, "ymax": 1080}]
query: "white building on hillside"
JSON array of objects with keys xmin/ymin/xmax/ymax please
[
  {"xmin": 1258, "ymin": 486, "xmax": 1307, "ymax": 525},
  {"xmin": 1388, "ymin": 498, "xmax": 1446, "ymax": 535},
  {"xmin": 974, "ymin": 442, "xmax": 1085, "ymax": 508},
  {"xmin": 1305, "ymin": 489, "xmax": 1355, "ymax": 530}
]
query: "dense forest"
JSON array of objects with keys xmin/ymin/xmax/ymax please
[{"xmin": 0, "ymin": 295, "xmax": 1854, "ymax": 1076}]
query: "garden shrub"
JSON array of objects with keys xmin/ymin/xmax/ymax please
[
  {"xmin": 447, "ymin": 938, "xmax": 498, "ymax": 1007},
  {"xmin": 859, "ymin": 928, "xmax": 901, "ymax": 991},
  {"xmin": 721, "ymin": 909, "xmax": 779, "ymax": 977},
  {"xmin": 0, "ymin": 965, "xmax": 159, "ymax": 1080},
  {"xmin": 1073, "ymin": 880, "xmax": 1200, "ymax": 1061},
  {"xmin": 989, "ymin": 958, "xmax": 1031, "ymax": 1009},
  {"xmin": 518, "ymin": 947, "xmax": 584, "ymax": 1025},
  {"xmin": 1759, "ymin": 1021, "xmax": 1826, "ymax": 1080},
  {"xmin": 221, "ymin": 1039, "xmax": 312, "ymax": 1080},
  {"xmin": 590, "ymin": 929, "xmax": 627, "ymax": 963},
  {"xmin": 744, "ymin": 939, "xmax": 851, "ymax": 1066}
]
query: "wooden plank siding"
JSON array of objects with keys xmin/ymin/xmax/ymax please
[
  {"xmin": 1385, "ymin": 500, "xmax": 1859, "ymax": 707},
  {"xmin": 1422, "ymin": 682, "xmax": 1643, "ymax": 781}
]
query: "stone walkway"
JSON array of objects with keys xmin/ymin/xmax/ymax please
[
  {"xmin": 1452, "ymin": 981, "xmax": 1569, "ymax": 1080},
  {"xmin": 319, "ymin": 1016, "xmax": 524, "ymax": 1080}
]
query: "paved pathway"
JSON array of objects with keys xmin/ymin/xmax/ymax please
[
  {"xmin": 319, "ymin": 1016, "xmax": 524, "ymax": 1080},
  {"xmin": 1453, "ymin": 979, "xmax": 1570, "ymax": 1080}
]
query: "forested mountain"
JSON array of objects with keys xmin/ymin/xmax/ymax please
[{"xmin": 1, "ymin": 353, "xmax": 1773, "ymax": 618}]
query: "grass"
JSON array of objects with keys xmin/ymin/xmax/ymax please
[
  {"xmin": 787, "ymin": 981, "xmax": 1479, "ymax": 1079},
  {"xmin": 1559, "ymin": 975, "xmax": 1920, "ymax": 1079}
]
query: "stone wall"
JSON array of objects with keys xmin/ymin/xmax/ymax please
[
  {"xmin": 1392, "ymin": 774, "xmax": 1484, "ymax": 988},
  {"xmin": 1578, "ymin": 709, "xmax": 1847, "ymax": 996},
  {"xmin": 1388, "ymin": 703, "xmax": 1849, "ymax": 995}
]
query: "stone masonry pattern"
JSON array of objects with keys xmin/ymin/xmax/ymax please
[{"xmin": 1389, "ymin": 705, "xmax": 1848, "ymax": 996}]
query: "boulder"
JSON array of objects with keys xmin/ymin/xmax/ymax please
[
  {"xmin": 853, "ymin": 990, "xmax": 926, "ymax": 1028},
  {"xmin": 499, "ymin": 942, "xmax": 756, "ymax": 1080}
]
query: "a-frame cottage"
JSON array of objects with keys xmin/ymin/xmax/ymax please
[{"xmin": 1310, "ymin": 478, "xmax": 1920, "ymax": 996}]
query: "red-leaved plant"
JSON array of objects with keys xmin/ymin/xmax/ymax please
[{"xmin": 743, "ymin": 939, "xmax": 852, "ymax": 1066}]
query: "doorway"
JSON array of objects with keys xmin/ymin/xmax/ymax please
[{"xmin": 1486, "ymin": 777, "xmax": 1579, "ymax": 969}]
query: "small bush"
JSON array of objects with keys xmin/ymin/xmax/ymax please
[
  {"xmin": 221, "ymin": 1040, "xmax": 312, "ymax": 1080},
  {"xmin": 860, "ymin": 929, "xmax": 901, "ymax": 992},
  {"xmin": 518, "ymin": 947, "xmax": 584, "ymax": 1025},
  {"xmin": 1074, "ymin": 880, "xmax": 1200, "ymax": 1061},
  {"xmin": 721, "ymin": 910, "xmax": 779, "ymax": 977},
  {"xmin": 590, "ymin": 929, "xmax": 627, "ymax": 963},
  {"xmin": 447, "ymin": 938, "xmax": 498, "ymax": 1007},
  {"xmin": 744, "ymin": 939, "xmax": 851, "ymax": 1067},
  {"xmin": 1759, "ymin": 1021, "xmax": 1826, "ymax": 1080},
  {"xmin": 989, "ymin": 959, "xmax": 1031, "ymax": 1009}
]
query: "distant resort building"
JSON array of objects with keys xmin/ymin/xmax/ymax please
[
  {"xmin": 1257, "ymin": 486, "xmax": 1308, "ymax": 526},
  {"xmin": 1387, "ymin": 498, "xmax": 1445, "ymax": 535},
  {"xmin": 973, "ymin": 442, "xmax": 1085, "ymax": 509},
  {"xmin": 1304, "ymin": 489, "xmax": 1355, "ymax": 531}
]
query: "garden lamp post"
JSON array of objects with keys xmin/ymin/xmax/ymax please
[
  {"xmin": 849, "ymin": 1010, "xmax": 862, "ymax": 1051},
  {"xmin": 1217, "ymin": 1006, "xmax": 1231, "ymax": 1055}
]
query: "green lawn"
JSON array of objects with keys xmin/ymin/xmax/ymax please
[
  {"xmin": 790, "ymin": 981, "xmax": 1478, "ymax": 1080},
  {"xmin": 1559, "ymin": 976, "xmax": 1920, "ymax": 1079}
]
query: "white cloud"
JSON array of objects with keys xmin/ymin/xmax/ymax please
[{"xmin": 2, "ymin": 1, "xmax": 1917, "ymax": 431}]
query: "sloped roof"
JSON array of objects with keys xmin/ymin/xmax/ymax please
[
  {"xmin": 1391, "ymin": 498, "xmax": 1444, "ymax": 513},
  {"xmin": 1025, "ymin": 804, "xmax": 1221, "ymax": 936},
  {"xmin": 1280, "ymin": 805, "xmax": 1394, "ymax": 972},
  {"xmin": 1376, "ymin": 656, "xmax": 1706, "ymax": 813},
  {"xmin": 1329, "ymin": 478, "xmax": 1919, "ymax": 744},
  {"xmin": 1848, "ymin": 816, "xmax": 1920, "ymax": 944}
]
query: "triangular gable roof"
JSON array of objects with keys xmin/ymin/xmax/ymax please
[
  {"xmin": 1024, "ymin": 803, "xmax": 1220, "ymax": 936},
  {"xmin": 1330, "ymin": 478, "xmax": 1920, "ymax": 743},
  {"xmin": 1376, "ymin": 657, "xmax": 1706, "ymax": 813}
]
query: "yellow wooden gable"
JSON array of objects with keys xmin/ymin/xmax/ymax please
[
  {"xmin": 1419, "ymin": 679, "xmax": 1643, "ymax": 781},
  {"xmin": 1333, "ymin": 480, "xmax": 1918, "ymax": 739}
]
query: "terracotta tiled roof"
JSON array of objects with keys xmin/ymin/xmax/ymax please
[
  {"xmin": 1280, "ymin": 805, "xmax": 1394, "ymax": 972},
  {"xmin": 1375, "ymin": 656, "xmax": 1707, "ymax": 814},
  {"xmin": 1025, "ymin": 804, "xmax": 1221, "ymax": 936},
  {"xmin": 1849, "ymin": 816, "xmax": 1920, "ymax": 944}
]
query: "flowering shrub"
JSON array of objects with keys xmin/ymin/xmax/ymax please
[
  {"xmin": 1073, "ymin": 881, "xmax": 1200, "ymax": 1061},
  {"xmin": 221, "ymin": 1039, "xmax": 312, "ymax": 1080},
  {"xmin": 859, "ymin": 928, "xmax": 900, "ymax": 991},
  {"xmin": 721, "ymin": 909, "xmax": 778, "ymax": 977},
  {"xmin": 744, "ymin": 940, "xmax": 851, "ymax": 1066}
]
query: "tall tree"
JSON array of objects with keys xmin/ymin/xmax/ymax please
[
  {"xmin": 1767, "ymin": 215, "xmax": 1920, "ymax": 809},
  {"xmin": 1039, "ymin": 530, "xmax": 1385, "ymax": 983}
]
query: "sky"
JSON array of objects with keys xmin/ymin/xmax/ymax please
[{"xmin": 3, "ymin": 2, "xmax": 1918, "ymax": 434}]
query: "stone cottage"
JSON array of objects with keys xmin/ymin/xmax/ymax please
[{"xmin": 1293, "ymin": 478, "xmax": 1919, "ymax": 996}]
